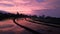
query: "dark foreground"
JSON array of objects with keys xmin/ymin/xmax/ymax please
[{"xmin": 0, "ymin": 18, "xmax": 60, "ymax": 34}]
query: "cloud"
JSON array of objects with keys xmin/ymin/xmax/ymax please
[
  {"xmin": 33, "ymin": 7, "xmax": 60, "ymax": 17},
  {"xmin": 0, "ymin": 0, "xmax": 60, "ymax": 17},
  {"xmin": 0, "ymin": 3, "xmax": 14, "ymax": 7},
  {"xmin": 0, "ymin": 0, "xmax": 13, "ymax": 1},
  {"xmin": 35, "ymin": 0, "xmax": 46, "ymax": 3},
  {"xmin": 0, "ymin": 0, "xmax": 60, "ymax": 9}
]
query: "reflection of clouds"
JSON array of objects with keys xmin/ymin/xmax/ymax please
[
  {"xmin": 0, "ymin": 30, "xmax": 15, "ymax": 34},
  {"xmin": 0, "ymin": 29, "xmax": 31, "ymax": 34},
  {"xmin": 0, "ymin": 25, "xmax": 30, "ymax": 34},
  {"xmin": 0, "ymin": 18, "xmax": 60, "ymax": 34},
  {"xmin": 0, "ymin": 24, "xmax": 14, "ymax": 29}
]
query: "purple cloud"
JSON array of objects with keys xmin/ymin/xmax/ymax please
[
  {"xmin": 0, "ymin": 0, "xmax": 13, "ymax": 1},
  {"xmin": 0, "ymin": 3, "xmax": 14, "ymax": 7},
  {"xmin": 33, "ymin": 7, "xmax": 60, "ymax": 17},
  {"xmin": 36, "ymin": 0, "xmax": 45, "ymax": 3}
]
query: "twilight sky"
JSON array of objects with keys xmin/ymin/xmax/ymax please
[{"xmin": 0, "ymin": 0, "xmax": 60, "ymax": 17}]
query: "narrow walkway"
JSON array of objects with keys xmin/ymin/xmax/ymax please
[
  {"xmin": 12, "ymin": 18, "xmax": 60, "ymax": 34},
  {"xmin": 12, "ymin": 18, "xmax": 40, "ymax": 34}
]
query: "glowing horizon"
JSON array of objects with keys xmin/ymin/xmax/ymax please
[{"xmin": 0, "ymin": 0, "xmax": 60, "ymax": 17}]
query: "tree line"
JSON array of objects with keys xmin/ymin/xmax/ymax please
[{"xmin": 0, "ymin": 12, "xmax": 60, "ymax": 25}]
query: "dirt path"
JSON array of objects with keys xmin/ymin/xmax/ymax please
[{"xmin": 15, "ymin": 18, "xmax": 60, "ymax": 34}]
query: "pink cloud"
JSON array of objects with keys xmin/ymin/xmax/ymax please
[{"xmin": 0, "ymin": 0, "xmax": 60, "ymax": 15}]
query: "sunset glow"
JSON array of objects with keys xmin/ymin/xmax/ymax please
[
  {"xmin": 0, "ymin": 0, "xmax": 60, "ymax": 34},
  {"xmin": 0, "ymin": 0, "xmax": 60, "ymax": 17}
]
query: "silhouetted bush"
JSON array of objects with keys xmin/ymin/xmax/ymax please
[{"xmin": 0, "ymin": 11, "xmax": 60, "ymax": 25}]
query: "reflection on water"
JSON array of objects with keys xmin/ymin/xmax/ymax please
[{"xmin": 0, "ymin": 19, "xmax": 60, "ymax": 34}]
